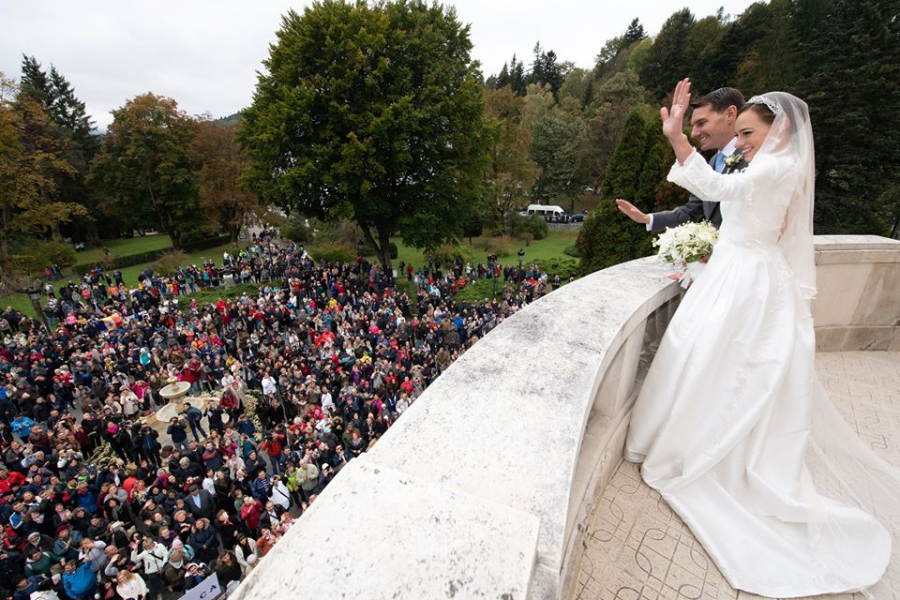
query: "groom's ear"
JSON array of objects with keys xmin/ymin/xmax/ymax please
[{"xmin": 724, "ymin": 105, "xmax": 739, "ymax": 122}]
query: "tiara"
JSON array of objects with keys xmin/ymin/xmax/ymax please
[{"xmin": 747, "ymin": 95, "xmax": 780, "ymax": 116}]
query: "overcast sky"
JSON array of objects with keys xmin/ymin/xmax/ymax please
[{"xmin": 1, "ymin": 0, "xmax": 758, "ymax": 130}]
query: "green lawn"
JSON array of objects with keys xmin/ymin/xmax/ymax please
[
  {"xmin": 74, "ymin": 234, "xmax": 173, "ymax": 266},
  {"xmin": 372, "ymin": 229, "xmax": 579, "ymax": 271},
  {"xmin": 3, "ymin": 241, "xmax": 248, "ymax": 317}
]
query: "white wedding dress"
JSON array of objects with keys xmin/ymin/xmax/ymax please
[{"xmin": 624, "ymin": 94, "xmax": 894, "ymax": 598}]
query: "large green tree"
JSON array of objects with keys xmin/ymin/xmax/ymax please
[
  {"xmin": 239, "ymin": 0, "xmax": 489, "ymax": 269},
  {"xmin": 90, "ymin": 93, "xmax": 199, "ymax": 248}
]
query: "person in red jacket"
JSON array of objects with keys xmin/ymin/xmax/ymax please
[
  {"xmin": 259, "ymin": 433, "xmax": 286, "ymax": 474},
  {"xmin": 240, "ymin": 497, "xmax": 263, "ymax": 534}
]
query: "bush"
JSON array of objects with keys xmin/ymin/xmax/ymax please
[
  {"xmin": 534, "ymin": 258, "xmax": 580, "ymax": 280},
  {"xmin": 11, "ymin": 240, "xmax": 78, "ymax": 274},
  {"xmin": 72, "ymin": 248, "xmax": 172, "ymax": 275},
  {"xmin": 425, "ymin": 243, "xmax": 473, "ymax": 267},
  {"xmin": 472, "ymin": 236, "xmax": 513, "ymax": 258},
  {"xmin": 563, "ymin": 245, "xmax": 580, "ymax": 258},
  {"xmin": 504, "ymin": 211, "xmax": 527, "ymax": 237},
  {"xmin": 389, "ymin": 242, "xmax": 398, "ymax": 260},
  {"xmin": 524, "ymin": 215, "xmax": 549, "ymax": 240},
  {"xmin": 309, "ymin": 244, "xmax": 355, "ymax": 264},
  {"xmin": 181, "ymin": 235, "xmax": 231, "ymax": 253},
  {"xmin": 280, "ymin": 215, "xmax": 313, "ymax": 245},
  {"xmin": 151, "ymin": 251, "xmax": 189, "ymax": 276}
]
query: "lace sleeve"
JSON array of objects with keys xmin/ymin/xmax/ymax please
[{"xmin": 667, "ymin": 150, "xmax": 790, "ymax": 204}]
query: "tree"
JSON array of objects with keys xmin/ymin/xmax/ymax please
[
  {"xmin": 20, "ymin": 56, "xmax": 100, "ymax": 242},
  {"xmin": 528, "ymin": 43, "xmax": 566, "ymax": 100},
  {"xmin": 797, "ymin": 0, "xmax": 900, "ymax": 235},
  {"xmin": 239, "ymin": 1, "xmax": 490, "ymax": 269},
  {"xmin": 639, "ymin": 9, "xmax": 697, "ymax": 100},
  {"xmin": 576, "ymin": 108, "xmax": 652, "ymax": 273},
  {"xmin": 574, "ymin": 71, "xmax": 645, "ymax": 192},
  {"xmin": 530, "ymin": 106, "xmax": 585, "ymax": 208},
  {"xmin": 624, "ymin": 18, "xmax": 647, "ymax": 45},
  {"xmin": 90, "ymin": 93, "xmax": 199, "ymax": 248},
  {"xmin": 0, "ymin": 74, "xmax": 84, "ymax": 288},
  {"xmin": 191, "ymin": 119, "xmax": 258, "ymax": 244},
  {"xmin": 483, "ymin": 87, "xmax": 538, "ymax": 231}
]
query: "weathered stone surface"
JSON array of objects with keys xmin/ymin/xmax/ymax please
[{"xmin": 230, "ymin": 458, "xmax": 541, "ymax": 600}]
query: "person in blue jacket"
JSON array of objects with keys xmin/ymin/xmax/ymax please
[{"xmin": 62, "ymin": 558, "xmax": 98, "ymax": 600}]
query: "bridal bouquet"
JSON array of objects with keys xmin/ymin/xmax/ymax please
[{"xmin": 653, "ymin": 221, "xmax": 718, "ymax": 288}]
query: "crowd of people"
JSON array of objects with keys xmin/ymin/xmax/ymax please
[{"xmin": 0, "ymin": 227, "xmax": 567, "ymax": 600}]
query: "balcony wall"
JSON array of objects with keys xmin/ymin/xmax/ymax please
[{"xmin": 230, "ymin": 235, "xmax": 899, "ymax": 600}]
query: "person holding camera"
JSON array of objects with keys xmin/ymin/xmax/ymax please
[{"xmin": 166, "ymin": 418, "xmax": 189, "ymax": 454}]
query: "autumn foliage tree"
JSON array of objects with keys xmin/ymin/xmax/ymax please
[
  {"xmin": 191, "ymin": 119, "xmax": 257, "ymax": 244},
  {"xmin": 483, "ymin": 86, "xmax": 537, "ymax": 231},
  {"xmin": 0, "ymin": 74, "xmax": 86, "ymax": 289}
]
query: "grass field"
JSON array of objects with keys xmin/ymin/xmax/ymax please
[
  {"xmin": 371, "ymin": 229, "xmax": 580, "ymax": 272},
  {"xmin": 73, "ymin": 234, "xmax": 173, "ymax": 266},
  {"xmin": 3, "ymin": 241, "xmax": 248, "ymax": 317}
]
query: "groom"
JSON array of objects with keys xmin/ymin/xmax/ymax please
[{"xmin": 616, "ymin": 87, "xmax": 745, "ymax": 231}]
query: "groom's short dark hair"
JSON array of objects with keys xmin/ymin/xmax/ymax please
[{"xmin": 691, "ymin": 88, "xmax": 744, "ymax": 113}]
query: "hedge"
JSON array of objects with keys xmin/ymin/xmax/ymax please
[{"xmin": 71, "ymin": 235, "xmax": 232, "ymax": 275}]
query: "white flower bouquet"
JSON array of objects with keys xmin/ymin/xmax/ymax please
[{"xmin": 653, "ymin": 221, "xmax": 718, "ymax": 288}]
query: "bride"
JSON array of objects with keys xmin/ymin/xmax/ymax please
[{"xmin": 623, "ymin": 79, "xmax": 896, "ymax": 597}]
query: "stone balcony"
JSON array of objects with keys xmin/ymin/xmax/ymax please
[{"xmin": 230, "ymin": 235, "xmax": 900, "ymax": 600}]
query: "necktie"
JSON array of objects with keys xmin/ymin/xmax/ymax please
[{"xmin": 715, "ymin": 152, "xmax": 726, "ymax": 173}]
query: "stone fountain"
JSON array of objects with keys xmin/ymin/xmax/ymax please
[{"xmin": 143, "ymin": 381, "xmax": 211, "ymax": 434}]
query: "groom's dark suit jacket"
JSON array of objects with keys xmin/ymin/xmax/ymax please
[{"xmin": 649, "ymin": 152, "xmax": 747, "ymax": 233}]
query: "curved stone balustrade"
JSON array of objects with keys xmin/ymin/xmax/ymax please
[
  {"xmin": 812, "ymin": 235, "xmax": 900, "ymax": 351},
  {"xmin": 230, "ymin": 235, "xmax": 899, "ymax": 600}
]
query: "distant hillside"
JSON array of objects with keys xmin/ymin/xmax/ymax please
[{"xmin": 216, "ymin": 111, "xmax": 242, "ymax": 126}]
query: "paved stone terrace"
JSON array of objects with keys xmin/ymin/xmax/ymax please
[{"xmin": 573, "ymin": 351, "xmax": 900, "ymax": 600}]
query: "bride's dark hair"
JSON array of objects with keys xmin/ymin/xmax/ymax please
[{"xmin": 737, "ymin": 102, "xmax": 775, "ymax": 125}]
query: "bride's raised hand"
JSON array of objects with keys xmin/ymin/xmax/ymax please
[{"xmin": 661, "ymin": 78, "xmax": 691, "ymax": 140}]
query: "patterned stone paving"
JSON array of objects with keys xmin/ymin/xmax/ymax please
[{"xmin": 574, "ymin": 351, "xmax": 900, "ymax": 600}]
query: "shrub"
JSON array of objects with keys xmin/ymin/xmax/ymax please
[
  {"xmin": 72, "ymin": 248, "xmax": 172, "ymax": 275},
  {"xmin": 11, "ymin": 240, "xmax": 77, "ymax": 274},
  {"xmin": 151, "ymin": 251, "xmax": 189, "ymax": 276},
  {"xmin": 425, "ymin": 243, "xmax": 473, "ymax": 267},
  {"xmin": 280, "ymin": 215, "xmax": 313, "ymax": 245},
  {"xmin": 563, "ymin": 245, "xmax": 580, "ymax": 258},
  {"xmin": 472, "ymin": 236, "xmax": 513, "ymax": 258},
  {"xmin": 309, "ymin": 244, "xmax": 355, "ymax": 264},
  {"xmin": 534, "ymin": 257, "xmax": 580, "ymax": 280},
  {"xmin": 524, "ymin": 215, "xmax": 549, "ymax": 240},
  {"xmin": 180, "ymin": 235, "xmax": 231, "ymax": 253},
  {"xmin": 504, "ymin": 211, "xmax": 527, "ymax": 237}
]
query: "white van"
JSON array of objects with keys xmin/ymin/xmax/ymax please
[{"xmin": 523, "ymin": 204, "xmax": 565, "ymax": 218}]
